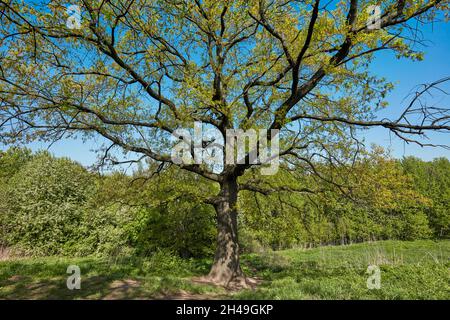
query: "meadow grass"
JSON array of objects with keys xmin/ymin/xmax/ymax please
[{"xmin": 0, "ymin": 240, "xmax": 448, "ymax": 300}]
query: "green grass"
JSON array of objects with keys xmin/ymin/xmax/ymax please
[
  {"xmin": 1, "ymin": 240, "xmax": 449, "ymax": 299},
  {"xmin": 0, "ymin": 251, "xmax": 224, "ymax": 299},
  {"xmin": 238, "ymin": 240, "xmax": 450, "ymax": 299}
]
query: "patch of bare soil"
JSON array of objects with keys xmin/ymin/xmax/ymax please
[
  {"xmin": 102, "ymin": 279, "xmax": 142, "ymax": 300},
  {"xmin": 8, "ymin": 275, "xmax": 25, "ymax": 282},
  {"xmin": 155, "ymin": 290, "xmax": 226, "ymax": 300},
  {"xmin": 191, "ymin": 275, "xmax": 262, "ymax": 292},
  {"xmin": 26, "ymin": 282, "xmax": 57, "ymax": 291},
  {"xmin": 159, "ymin": 275, "xmax": 263, "ymax": 300}
]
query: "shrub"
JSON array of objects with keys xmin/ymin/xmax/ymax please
[
  {"xmin": 2, "ymin": 152, "xmax": 95, "ymax": 255},
  {"xmin": 401, "ymin": 211, "xmax": 432, "ymax": 240},
  {"xmin": 127, "ymin": 203, "xmax": 216, "ymax": 258}
]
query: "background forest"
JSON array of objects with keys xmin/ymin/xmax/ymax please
[{"xmin": 1, "ymin": 146, "xmax": 448, "ymax": 259}]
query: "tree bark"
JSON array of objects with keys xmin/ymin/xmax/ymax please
[{"xmin": 208, "ymin": 175, "xmax": 244, "ymax": 285}]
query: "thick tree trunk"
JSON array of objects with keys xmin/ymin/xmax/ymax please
[{"xmin": 208, "ymin": 176, "xmax": 244, "ymax": 286}]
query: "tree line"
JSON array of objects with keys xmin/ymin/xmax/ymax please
[{"xmin": 0, "ymin": 147, "xmax": 448, "ymax": 259}]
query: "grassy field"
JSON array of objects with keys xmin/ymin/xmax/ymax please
[{"xmin": 0, "ymin": 240, "xmax": 449, "ymax": 300}]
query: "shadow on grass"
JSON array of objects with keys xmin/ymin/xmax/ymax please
[
  {"xmin": 0, "ymin": 275, "xmax": 149, "ymax": 299},
  {"xmin": 0, "ymin": 256, "xmax": 222, "ymax": 300}
]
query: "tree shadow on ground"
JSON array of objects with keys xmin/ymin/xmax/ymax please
[
  {"xmin": 0, "ymin": 274, "xmax": 148, "ymax": 299},
  {"xmin": 0, "ymin": 257, "xmax": 225, "ymax": 299}
]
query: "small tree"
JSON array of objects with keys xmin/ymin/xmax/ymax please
[{"xmin": 0, "ymin": 0, "xmax": 449, "ymax": 285}]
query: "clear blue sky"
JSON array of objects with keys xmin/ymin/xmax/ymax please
[
  {"xmin": 363, "ymin": 20, "xmax": 450, "ymax": 161},
  {"xmin": 2, "ymin": 18, "xmax": 450, "ymax": 166}
]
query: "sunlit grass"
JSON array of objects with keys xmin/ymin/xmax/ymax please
[{"xmin": 237, "ymin": 240, "xmax": 450, "ymax": 299}]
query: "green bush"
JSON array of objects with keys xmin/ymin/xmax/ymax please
[
  {"xmin": 2, "ymin": 152, "xmax": 95, "ymax": 255},
  {"xmin": 69, "ymin": 204, "xmax": 134, "ymax": 257},
  {"xmin": 1, "ymin": 150, "xmax": 217, "ymax": 258},
  {"xmin": 401, "ymin": 211, "xmax": 432, "ymax": 240},
  {"xmin": 126, "ymin": 203, "xmax": 216, "ymax": 258}
]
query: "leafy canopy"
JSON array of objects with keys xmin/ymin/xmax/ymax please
[{"xmin": 0, "ymin": 0, "xmax": 449, "ymax": 186}]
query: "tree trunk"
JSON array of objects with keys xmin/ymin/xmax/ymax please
[{"xmin": 208, "ymin": 176, "xmax": 244, "ymax": 285}]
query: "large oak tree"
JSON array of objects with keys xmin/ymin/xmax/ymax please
[{"xmin": 0, "ymin": 0, "xmax": 449, "ymax": 286}]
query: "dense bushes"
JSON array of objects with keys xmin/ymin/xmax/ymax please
[
  {"xmin": 0, "ymin": 151, "xmax": 129, "ymax": 256},
  {"xmin": 127, "ymin": 204, "xmax": 215, "ymax": 258},
  {"xmin": 0, "ymin": 150, "xmax": 216, "ymax": 257},
  {"xmin": 1, "ymin": 152, "xmax": 93, "ymax": 255},
  {"xmin": 0, "ymin": 147, "xmax": 448, "ymax": 258},
  {"xmin": 92, "ymin": 168, "xmax": 217, "ymax": 258}
]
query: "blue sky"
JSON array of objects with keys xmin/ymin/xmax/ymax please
[
  {"xmin": 2, "ymin": 17, "xmax": 449, "ymax": 166},
  {"xmin": 364, "ymin": 20, "xmax": 450, "ymax": 161}
]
